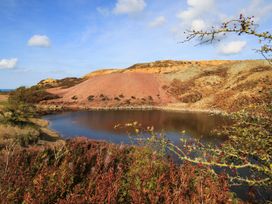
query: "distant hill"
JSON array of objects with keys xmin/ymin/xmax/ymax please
[
  {"xmin": 41, "ymin": 60, "xmax": 272, "ymax": 113},
  {"xmin": 0, "ymin": 89, "xmax": 14, "ymax": 93}
]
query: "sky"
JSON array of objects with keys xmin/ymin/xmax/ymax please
[{"xmin": 0, "ymin": 0, "xmax": 272, "ymax": 88}]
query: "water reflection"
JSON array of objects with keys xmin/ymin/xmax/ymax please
[{"xmin": 44, "ymin": 110, "xmax": 231, "ymax": 145}]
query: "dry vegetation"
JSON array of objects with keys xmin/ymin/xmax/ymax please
[
  {"xmin": 38, "ymin": 77, "xmax": 86, "ymax": 89},
  {"xmin": 0, "ymin": 91, "xmax": 60, "ymax": 149},
  {"xmin": 0, "ymin": 137, "xmax": 238, "ymax": 203},
  {"xmin": 0, "ymin": 93, "xmax": 8, "ymax": 110}
]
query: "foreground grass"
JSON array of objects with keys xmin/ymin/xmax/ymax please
[
  {"xmin": 0, "ymin": 118, "xmax": 59, "ymax": 149},
  {"xmin": 0, "ymin": 137, "xmax": 238, "ymax": 203}
]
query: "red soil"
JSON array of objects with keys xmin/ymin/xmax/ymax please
[{"xmin": 47, "ymin": 72, "xmax": 176, "ymax": 107}]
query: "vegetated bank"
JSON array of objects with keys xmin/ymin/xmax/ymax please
[{"xmin": 0, "ymin": 89, "xmax": 61, "ymax": 149}]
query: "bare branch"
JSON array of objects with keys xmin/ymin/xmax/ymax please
[{"xmin": 182, "ymin": 14, "xmax": 272, "ymax": 64}]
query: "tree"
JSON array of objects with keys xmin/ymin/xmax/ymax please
[{"xmin": 183, "ymin": 14, "xmax": 272, "ymax": 65}]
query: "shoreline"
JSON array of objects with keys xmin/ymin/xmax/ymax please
[{"xmin": 39, "ymin": 104, "xmax": 229, "ymax": 116}]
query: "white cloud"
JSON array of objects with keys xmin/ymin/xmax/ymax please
[
  {"xmin": 218, "ymin": 41, "xmax": 247, "ymax": 55},
  {"xmin": 241, "ymin": 0, "xmax": 272, "ymax": 22},
  {"xmin": 191, "ymin": 19, "xmax": 206, "ymax": 31},
  {"xmin": 28, "ymin": 35, "xmax": 51, "ymax": 47},
  {"xmin": 113, "ymin": 0, "xmax": 146, "ymax": 14},
  {"xmin": 149, "ymin": 16, "xmax": 166, "ymax": 28},
  {"xmin": 0, "ymin": 58, "xmax": 18, "ymax": 69},
  {"xmin": 175, "ymin": 0, "xmax": 217, "ymax": 36},
  {"xmin": 177, "ymin": 0, "xmax": 215, "ymax": 22}
]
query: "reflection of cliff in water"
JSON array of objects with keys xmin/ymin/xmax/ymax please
[{"xmin": 67, "ymin": 110, "xmax": 231, "ymax": 139}]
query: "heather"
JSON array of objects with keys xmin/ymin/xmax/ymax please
[{"xmin": 0, "ymin": 137, "xmax": 237, "ymax": 204}]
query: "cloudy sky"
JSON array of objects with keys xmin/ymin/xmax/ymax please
[{"xmin": 0, "ymin": 0, "xmax": 272, "ymax": 88}]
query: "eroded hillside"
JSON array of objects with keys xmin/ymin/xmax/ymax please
[{"xmin": 43, "ymin": 60, "xmax": 272, "ymax": 114}]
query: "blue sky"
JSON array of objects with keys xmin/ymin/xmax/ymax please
[{"xmin": 0, "ymin": 0, "xmax": 272, "ymax": 88}]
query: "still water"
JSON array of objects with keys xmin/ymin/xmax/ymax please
[{"xmin": 44, "ymin": 110, "xmax": 230, "ymax": 145}]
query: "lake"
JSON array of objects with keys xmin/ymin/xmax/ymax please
[{"xmin": 44, "ymin": 110, "xmax": 230, "ymax": 145}]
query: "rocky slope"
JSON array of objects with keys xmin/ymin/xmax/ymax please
[{"xmin": 44, "ymin": 60, "xmax": 272, "ymax": 113}]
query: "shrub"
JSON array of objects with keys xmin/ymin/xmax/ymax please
[
  {"xmin": 125, "ymin": 99, "xmax": 131, "ymax": 104},
  {"xmin": 9, "ymin": 86, "xmax": 59, "ymax": 104},
  {"xmin": 71, "ymin": 96, "xmax": 78, "ymax": 100},
  {"xmin": 0, "ymin": 102, "xmax": 36, "ymax": 126},
  {"xmin": 179, "ymin": 92, "xmax": 202, "ymax": 103},
  {"xmin": 87, "ymin": 95, "xmax": 94, "ymax": 102},
  {"xmin": 16, "ymin": 129, "xmax": 40, "ymax": 147},
  {"xmin": 101, "ymin": 96, "xmax": 110, "ymax": 101}
]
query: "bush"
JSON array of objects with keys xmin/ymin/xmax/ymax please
[
  {"xmin": 125, "ymin": 99, "xmax": 131, "ymax": 104},
  {"xmin": 9, "ymin": 86, "xmax": 59, "ymax": 104},
  {"xmin": 0, "ymin": 102, "xmax": 36, "ymax": 126},
  {"xmin": 179, "ymin": 92, "xmax": 202, "ymax": 103},
  {"xmin": 87, "ymin": 95, "xmax": 94, "ymax": 102},
  {"xmin": 71, "ymin": 96, "xmax": 78, "ymax": 100},
  {"xmin": 16, "ymin": 129, "xmax": 40, "ymax": 147},
  {"xmin": 101, "ymin": 96, "xmax": 110, "ymax": 101}
]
